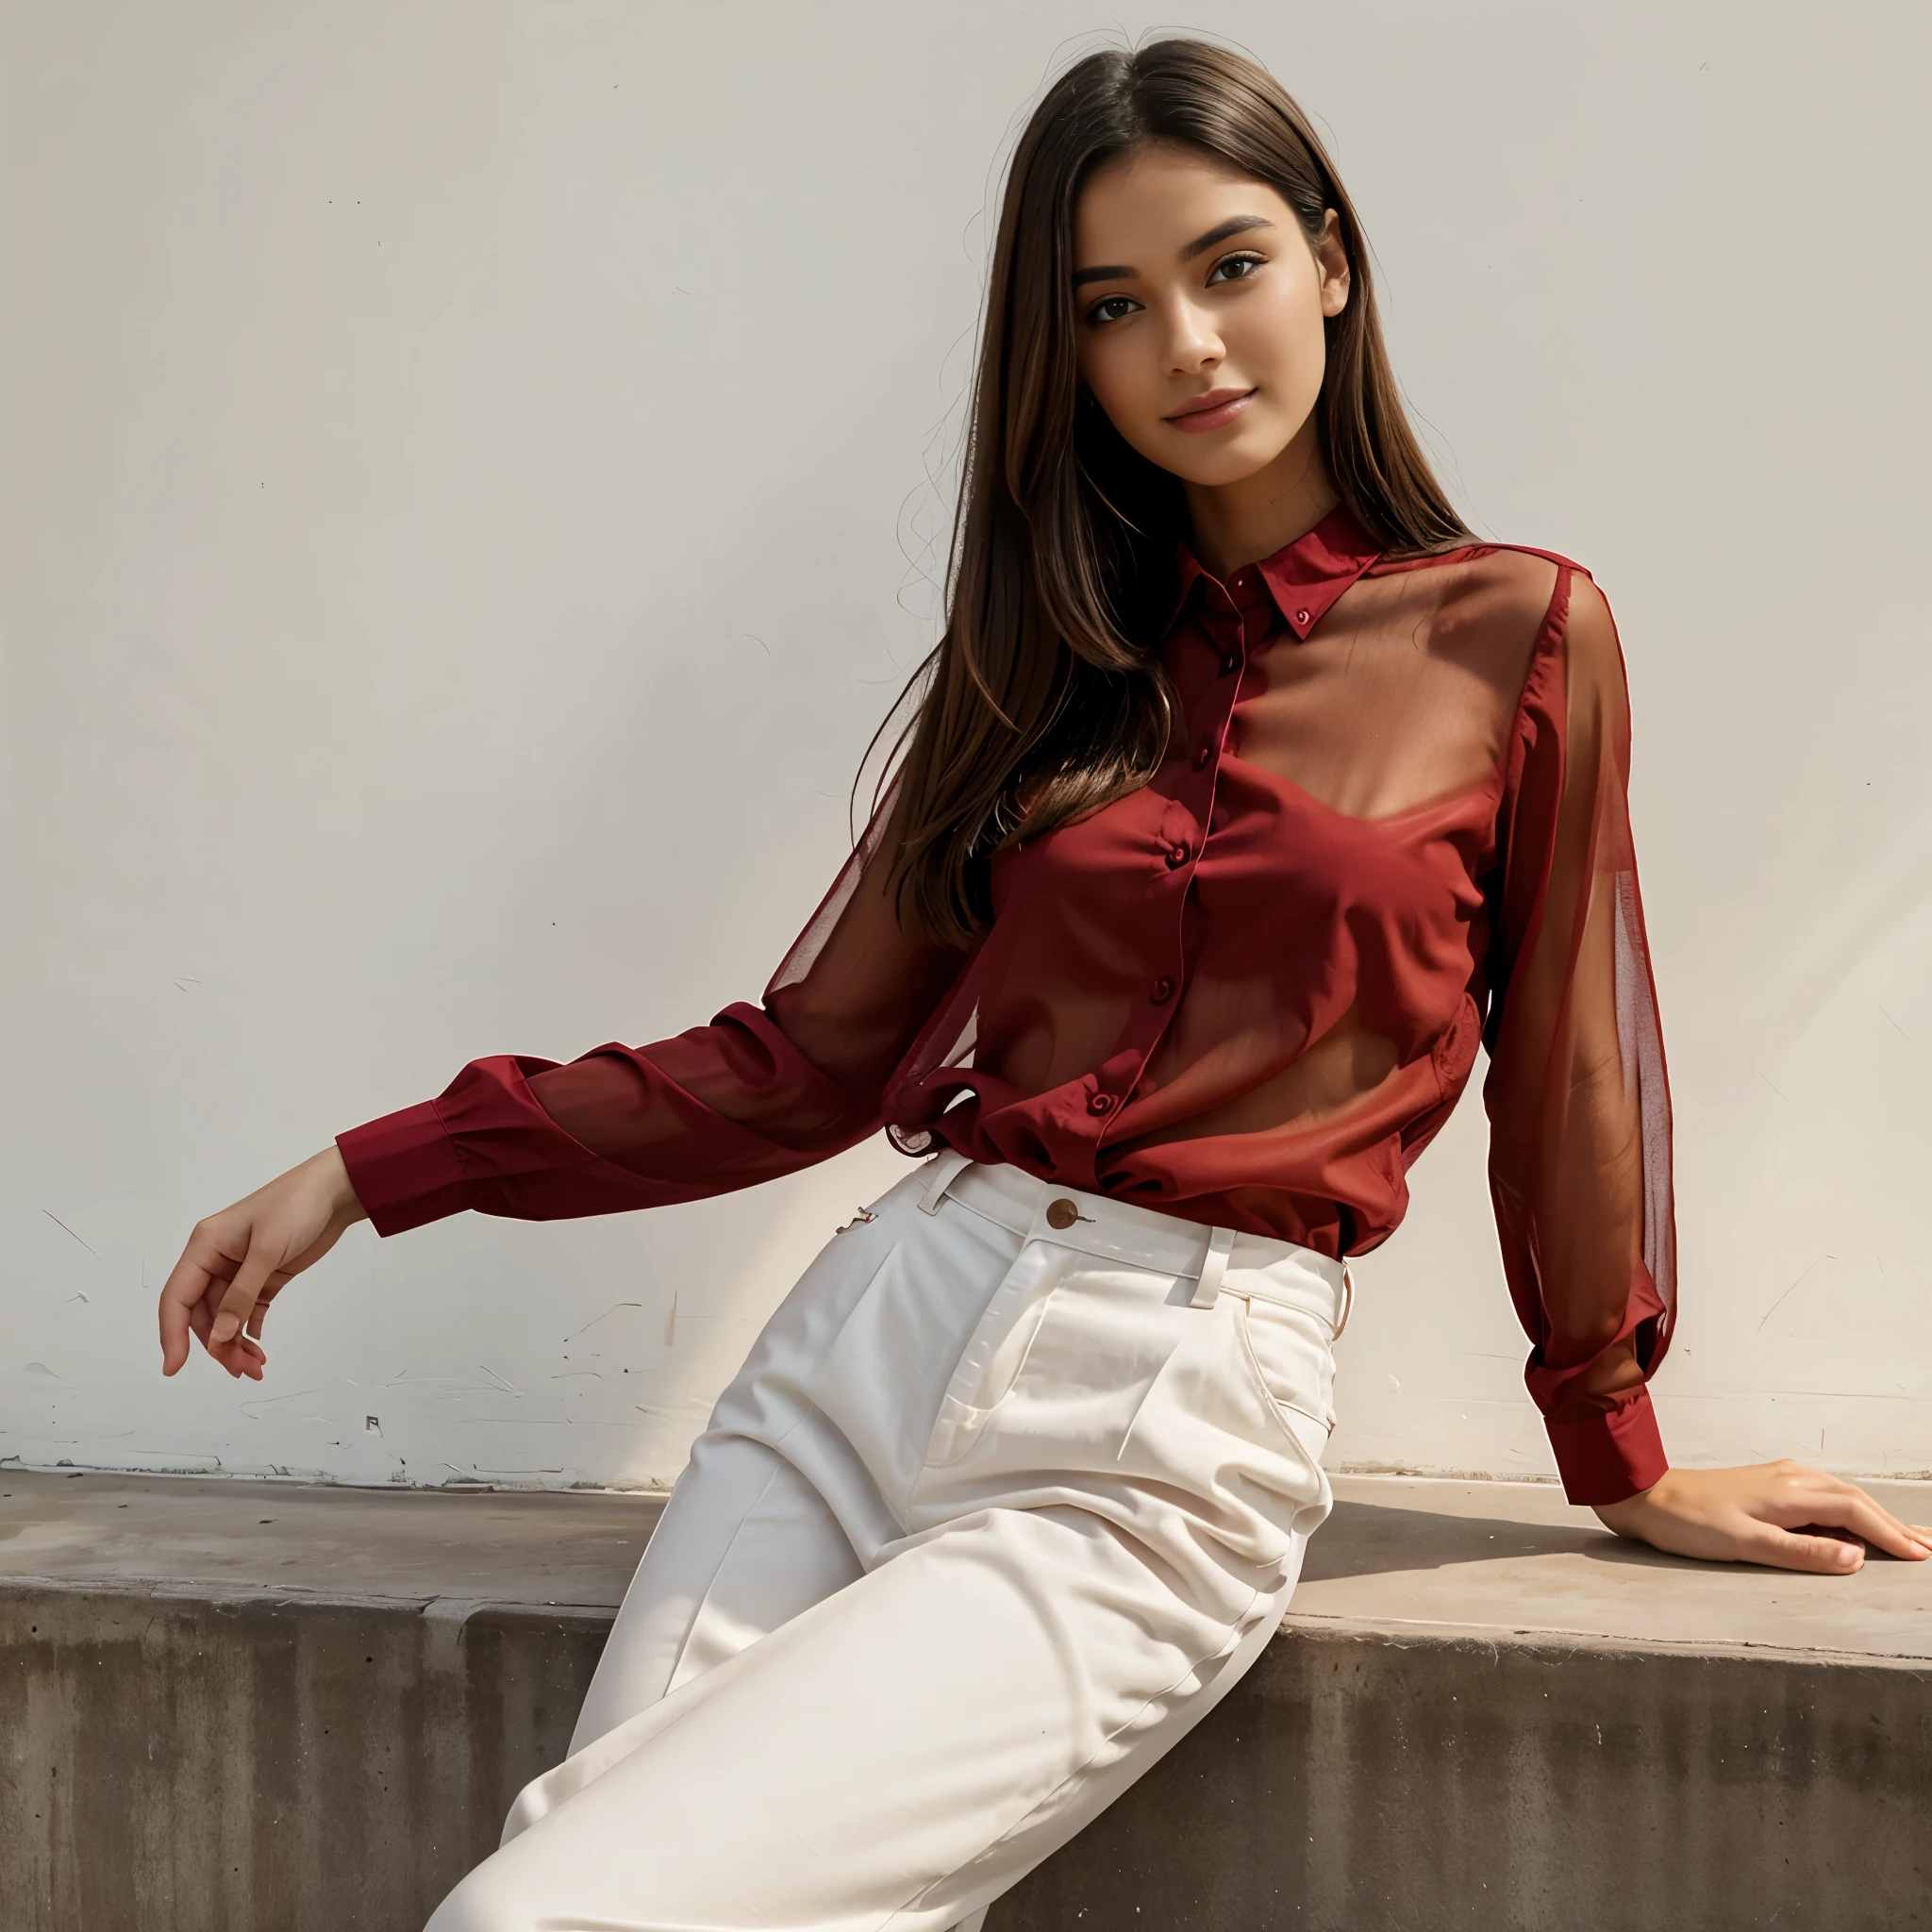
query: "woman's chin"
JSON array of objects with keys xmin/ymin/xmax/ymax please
[{"xmin": 1155, "ymin": 435, "xmax": 1295, "ymax": 490}]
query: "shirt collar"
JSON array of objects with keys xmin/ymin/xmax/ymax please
[{"xmin": 1168, "ymin": 499, "xmax": 1383, "ymax": 641}]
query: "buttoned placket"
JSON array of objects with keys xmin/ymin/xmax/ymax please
[{"xmin": 1086, "ymin": 568, "xmax": 1268, "ymax": 1168}]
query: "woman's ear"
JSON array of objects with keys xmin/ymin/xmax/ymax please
[{"xmin": 1316, "ymin": 208, "xmax": 1351, "ymax": 319}]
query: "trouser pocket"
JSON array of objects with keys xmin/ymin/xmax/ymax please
[
  {"xmin": 1109, "ymin": 1291, "xmax": 1335, "ymax": 1557},
  {"xmin": 929, "ymin": 1253, "xmax": 1332, "ymax": 1528},
  {"xmin": 924, "ymin": 1241, "xmax": 1204, "ymax": 1472},
  {"xmin": 924, "ymin": 1242, "xmax": 1074, "ymax": 1468},
  {"xmin": 1234, "ymin": 1296, "xmax": 1337, "ymax": 1441}
]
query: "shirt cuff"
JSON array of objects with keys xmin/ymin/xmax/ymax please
[
  {"xmin": 1544, "ymin": 1388, "xmax": 1668, "ymax": 1506},
  {"xmin": 336, "ymin": 1100, "xmax": 475, "ymax": 1239}
]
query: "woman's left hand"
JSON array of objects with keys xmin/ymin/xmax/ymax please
[{"xmin": 1593, "ymin": 1460, "xmax": 1932, "ymax": 1574}]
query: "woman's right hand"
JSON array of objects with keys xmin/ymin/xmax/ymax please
[{"xmin": 158, "ymin": 1145, "xmax": 369, "ymax": 1381}]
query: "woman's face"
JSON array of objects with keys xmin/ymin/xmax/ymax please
[{"xmin": 1072, "ymin": 143, "xmax": 1349, "ymax": 490}]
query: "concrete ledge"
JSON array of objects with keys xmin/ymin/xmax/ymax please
[{"xmin": 4, "ymin": 1470, "xmax": 1928, "ymax": 1930}]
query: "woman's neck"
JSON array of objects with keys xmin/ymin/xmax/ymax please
[{"xmin": 1182, "ymin": 424, "xmax": 1338, "ymax": 580}]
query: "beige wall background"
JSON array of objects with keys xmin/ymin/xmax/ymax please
[{"xmin": 5, "ymin": 0, "xmax": 1929, "ymax": 1491}]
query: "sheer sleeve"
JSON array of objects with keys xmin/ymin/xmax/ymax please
[
  {"xmin": 335, "ymin": 790, "xmax": 970, "ymax": 1236},
  {"xmin": 1482, "ymin": 567, "xmax": 1677, "ymax": 1506}
]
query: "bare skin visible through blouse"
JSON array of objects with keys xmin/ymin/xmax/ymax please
[
  {"xmin": 522, "ymin": 538, "xmax": 1669, "ymax": 1461},
  {"xmin": 1122, "ymin": 552, "xmax": 1553, "ymax": 1141}
]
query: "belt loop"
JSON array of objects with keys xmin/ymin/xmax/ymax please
[
  {"xmin": 1334, "ymin": 1258, "xmax": 1355, "ymax": 1339},
  {"xmin": 1190, "ymin": 1225, "xmax": 1237, "ymax": 1308},
  {"xmin": 919, "ymin": 1147, "xmax": 973, "ymax": 1215}
]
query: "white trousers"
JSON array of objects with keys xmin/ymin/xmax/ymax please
[{"xmin": 426, "ymin": 1152, "xmax": 1349, "ymax": 1932}]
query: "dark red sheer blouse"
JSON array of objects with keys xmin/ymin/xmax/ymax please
[{"xmin": 337, "ymin": 504, "xmax": 1675, "ymax": 1505}]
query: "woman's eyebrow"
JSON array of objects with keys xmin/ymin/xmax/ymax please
[
  {"xmin": 1178, "ymin": 213, "xmax": 1274, "ymax": 259},
  {"xmin": 1072, "ymin": 214, "xmax": 1276, "ymax": 288}
]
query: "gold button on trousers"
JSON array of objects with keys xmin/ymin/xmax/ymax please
[{"xmin": 428, "ymin": 1153, "xmax": 1348, "ymax": 1932}]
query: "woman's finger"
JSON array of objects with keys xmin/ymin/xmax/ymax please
[
  {"xmin": 1774, "ymin": 1471, "xmax": 1932, "ymax": 1552},
  {"xmin": 183, "ymin": 1270, "xmax": 233, "ymax": 1367},
  {"xmin": 1854, "ymin": 1499, "xmax": 1932, "ymax": 1559},
  {"xmin": 158, "ymin": 1223, "xmax": 242, "ymax": 1375},
  {"xmin": 1741, "ymin": 1523, "xmax": 1865, "ymax": 1574},
  {"xmin": 1772, "ymin": 1486, "xmax": 1928, "ymax": 1561},
  {"xmin": 210, "ymin": 1322, "xmax": 269, "ymax": 1378},
  {"xmin": 193, "ymin": 1287, "xmax": 264, "ymax": 1378},
  {"xmin": 245, "ymin": 1281, "xmax": 286, "ymax": 1342},
  {"xmin": 208, "ymin": 1247, "xmax": 280, "ymax": 1351},
  {"xmin": 183, "ymin": 1277, "xmax": 266, "ymax": 1374}
]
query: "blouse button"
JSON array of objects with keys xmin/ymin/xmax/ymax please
[
  {"xmin": 1045, "ymin": 1198, "xmax": 1079, "ymax": 1230},
  {"xmin": 1219, "ymin": 654, "xmax": 1238, "ymax": 675},
  {"xmin": 1087, "ymin": 1091, "xmax": 1116, "ymax": 1116},
  {"xmin": 1295, "ymin": 607, "xmax": 1311, "ymax": 625},
  {"xmin": 1164, "ymin": 842, "xmax": 1191, "ymax": 869},
  {"xmin": 1192, "ymin": 745, "xmax": 1212, "ymax": 771},
  {"xmin": 1151, "ymin": 977, "xmax": 1174, "ymax": 1005}
]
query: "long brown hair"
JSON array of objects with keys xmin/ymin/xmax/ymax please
[{"xmin": 870, "ymin": 36, "xmax": 1474, "ymax": 948}]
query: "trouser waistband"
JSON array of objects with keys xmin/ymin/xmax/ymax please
[{"xmin": 915, "ymin": 1150, "xmax": 1353, "ymax": 1336}]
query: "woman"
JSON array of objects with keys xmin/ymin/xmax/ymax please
[{"xmin": 158, "ymin": 37, "xmax": 1930, "ymax": 1932}]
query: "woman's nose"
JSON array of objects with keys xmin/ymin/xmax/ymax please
[{"xmin": 1162, "ymin": 299, "xmax": 1223, "ymax": 374}]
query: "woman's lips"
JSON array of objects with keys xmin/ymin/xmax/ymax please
[{"xmin": 1163, "ymin": 388, "xmax": 1255, "ymax": 434}]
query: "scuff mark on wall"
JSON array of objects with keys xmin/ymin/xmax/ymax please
[
  {"xmin": 565, "ymin": 1304, "xmax": 641, "ymax": 1342},
  {"xmin": 42, "ymin": 1211, "xmax": 97, "ymax": 1256},
  {"xmin": 1757, "ymin": 1255, "xmax": 1836, "ymax": 1331}
]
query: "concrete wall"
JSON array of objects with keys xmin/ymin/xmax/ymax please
[
  {"xmin": 4, "ymin": 0, "xmax": 1930, "ymax": 1490},
  {"xmin": 8, "ymin": 1469, "xmax": 1929, "ymax": 1931},
  {"xmin": 10, "ymin": 1587, "xmax": 1929, "ymax": 1932}
]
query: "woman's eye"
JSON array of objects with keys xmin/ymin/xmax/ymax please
[
  {"xmin": 1208, "ymin": 253, "xmax": 1265, "ymax": 285},
  {"xmin": 1086, "ymin": 295, "xmax": 1139, "ymax": 325}
]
